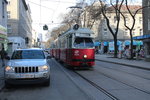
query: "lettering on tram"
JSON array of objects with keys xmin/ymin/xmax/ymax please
[{"xmin": 50, "ymin": 24, "xmax": 95, "ymax": 69}]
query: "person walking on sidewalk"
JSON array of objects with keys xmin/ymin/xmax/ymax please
[{"xmin": 0, "ymin": 48, "xmax": 7, "ymax": 67}]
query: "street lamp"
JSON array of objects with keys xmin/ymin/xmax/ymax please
[
  {"xmin": 68, "ymin": 6, "xmax": 86, "ymax": 27},
  {"xmin": 68, "ymin": 6, "xmax": 83, "ymax": 25}
]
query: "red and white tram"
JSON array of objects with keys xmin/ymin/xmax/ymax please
[{"xmin": 51, "ymin": 25, "xmax": 95, "ymax": 68}]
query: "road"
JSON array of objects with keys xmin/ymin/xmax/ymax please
[
  {"xmin": 77, "ymin": 60, "xmax": 150, "ymax": 100},
  {"xmin": 0, "ymin": 59, "xmax": 150, "ymax": 100},
  {"xmin": 0, "ymin": 59, "xmax": 92, "ymax": 100}
]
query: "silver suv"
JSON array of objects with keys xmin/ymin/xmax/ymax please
[{"xmin": 5, "ymin": 48, "xmax": 50, "ymax": 87}]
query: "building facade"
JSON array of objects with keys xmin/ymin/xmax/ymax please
[
  {"xmin": 80, "ymin": 3, "xmax": 143, "ymax": 53},
  {"xmin": 142, "ymin": 0, "xmax": 150, "ymax": 61},
  {"xmin": 99, "ymin": 5, "xmax": 143, "ymax": 41},
  {"xmin": 7, "ymin": 0, "xmax": 32, "ymax": 54},
  {"xmin": 0, "ymin": 0, "xmax": 8, "ymax": 50}
]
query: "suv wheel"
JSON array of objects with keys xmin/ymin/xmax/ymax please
[
  {"xmin": 44, "ymin": 77, "xmax": 50, "ymax": 86},
  {"xmin": 5, "ymin": 81, "xmax": 11, "ymax": 89}
]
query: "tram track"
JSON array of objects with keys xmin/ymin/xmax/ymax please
[
  {"xmin": 93, "ymin": 63, "xmax": 150, "ymax": 95},
  {"xmin": 95, "ymin": 61, "xmax": 150, "ymax": 80},
  {"xmin": 95, "ymin": 59, "xmax": 150, "ymax": 71},
  {"xmin": 74, "ymin": 71, "xmax": 120, "ymax": 100},
  {"xmin": 52, "ymin": 59, "xmax": 120, "ymax": 100}
]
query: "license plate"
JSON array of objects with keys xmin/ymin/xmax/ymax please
[{"xmin": 21, "ymin": 74, "xmax": 34, "ymax": 78}]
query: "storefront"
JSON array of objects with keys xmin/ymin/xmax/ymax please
[
  {"xmin": 0, "ymin": 25, "xmax": 8, "ymax": 50},
  {"xmin": 100, "ymin": 41, "xmax": 108, "ymax": 53},
  {"xmin": 133, "ymin": 34, "xmax": 150, "ymax": 61},
  {"xmin": 94, "ymin": 42, "xmax": 101, "ymax": 54}
]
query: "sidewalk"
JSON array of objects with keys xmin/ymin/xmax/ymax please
[
  {"xmin": 95, "ymin": 54, "xmax": 150, "ymax": 70},
  {"xmin": 0, "ymin": 59, "xmax": 5, "ymax": 91}
]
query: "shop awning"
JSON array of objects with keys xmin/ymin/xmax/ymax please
[
  {"xmin": 109, "ymin": 41, "xmax": 122, "ymax": 45},
  {"xmin": 137, "ymin": 41, "xmax": 143, "ymax": 45},
  {"xmin": 103, "ymin": 41, "xmax": 108, "ymax": 46},
  {"xmin": 133, "ymin": 34, "xmax": 150, "ymax": 40},
  {"xmin": 124, "ymin": 40, "xmax": 137, "ymax": 45},
  {"xmin": 94, "ymin": 42, "xmax": 100, "ymax": 46},
  {"xmin": 0, "ymin": 25, "xmax": 7, "ymax": 35}
]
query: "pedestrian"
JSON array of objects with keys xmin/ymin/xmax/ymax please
[
  {"xmin": 135, "ymin": 49, "xmax": 140, "ymax": 60},
  {"xmin": 0, "ymin": 48, "xmax": 7, "ymax": 66},
  {"xmin": 139, "ymin": 48, "xmax": 144, "ymax": 58}
]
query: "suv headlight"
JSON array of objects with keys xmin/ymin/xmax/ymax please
[
  {"xmin": 39, "ymin": 65, "xmax": 49, "ymax": 71},
  {"xmin": 5, "ymin": 66, "xmax": 15, "ymax": 73}
]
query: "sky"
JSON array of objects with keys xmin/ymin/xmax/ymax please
[
  {"xmin": 26, "ymin": 0, "xmax": 142, "ymax": 41},
  {"xmin": 26, "ymin": 0, "xmax": 78, "ymax": 41}
]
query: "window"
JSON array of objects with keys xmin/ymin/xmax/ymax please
[
  {"xmin": 73, "ymin": 38, "xmax": 94, "ymax": 48},
  {"xmin": 139, "ymin": 29, "xmax": 143, "ymax": 36},
  {"xmin": 139, "ymin": 17, "xmax": 142, "ymax": 24},
  {"xmin": 125, "ymin": 17, "xmax": 129, "ymax": 23},
  {"xmin": 104, "ymin": 29, "xmax": 107, "ymax": 36},
  {"xmin": 8, "ymin": 1, "xmax": 10, "ymax": 5},
  {"xmin": 124, "ymin": 29, "xmax": 128, "ymax": 36},
  {"xmin": 68, "ymin": 35, "xmax": 72, "ymax": 48},
  {"xmin": 148, "ymin": 19, "xmax": 150, "ymax": 30},
  {"xmin": 7, "ymin": 11, "xmax": 11, "ymax": 19},
  {"xmin": 7, "ymin": 24, "xmax": 12, "ymax": 33},
  {"xmin": 114, "ymin": 16, "xmax": 117, "ymax": 23},
  {"xmin": 132, "ymin": 29, "xmax": 135, "ymax": 35},
  {"xmin": 2, "ymin": 2, "xmax": 5, "ymax": 18},
  {"xmin": 11, "ymin": 50, "xmax": 45, "ymax": 59},
  {"xmin": 148, "ymin": 1, "xmax": 150, "ymax": 9}
]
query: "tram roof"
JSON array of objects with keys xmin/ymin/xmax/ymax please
[
  {"xmin": 69, "ymin": 28, "xmax": 94, "ymax": 34},
  {"xmin": 61, "ymin": 28, "xmax": 94, "ymax": 36}
]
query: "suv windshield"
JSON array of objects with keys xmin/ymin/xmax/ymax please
[
  {"xmin": 11, "ymin": 50, "xmax": 45, "ymax": 59},
  {"xmin": 73, "ymin": 37, "xmax": 94, "ymax": 48}
]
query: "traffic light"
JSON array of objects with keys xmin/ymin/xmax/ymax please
[
  {"xmin": 73, "ymin": 24, "xmax": 79, "ymax": 30},
  {"xmin": 43, "ymin": 24, "xmax": 48, "ymax": 30}
]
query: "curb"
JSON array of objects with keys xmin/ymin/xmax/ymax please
[
  {"xmin": 0, "ymin": 67, "xmax": 5, "ymax": 92},
  {"xmin": 96, "ymin": 59, "xmax": 150, "ymax": 71},
  {"xmin": 0, "ymin": 83, "xmax": 5, "ymax": 92}
]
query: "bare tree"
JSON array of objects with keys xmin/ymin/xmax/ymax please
[
  {"xmin": 99, "ymin": 0, "xmax": 124, "ymax": 58},
  {"xmin": 61, "ymin": 10, "xmax": 78, "ymax": 28},
  {"xmin": 119, "ymin": 0, "xmax": 144, "ymax": 59},
  {"xmin": 81, "ymin": 1, "xmax": 102, "ymax": 29}
]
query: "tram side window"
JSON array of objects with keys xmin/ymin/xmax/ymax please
[
  {"xmin": 74, "ymin": 37, "xmax": 94, "ymax": 48},
  {"xmin": 61, "ymin": 38, "xmax": 65, "ymax": 48},
  {"xmin": 69, "ymin": 35, "xmax": 72, "ymax": 48}
]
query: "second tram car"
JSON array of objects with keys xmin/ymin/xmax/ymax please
[{"xmin": 52, "ymin": 25, "xmax": 95, "ymax": 68}]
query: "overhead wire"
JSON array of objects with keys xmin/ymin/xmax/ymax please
[
  {"xmin": 27, "ymin": 0, "xmax": 56, "ymax": 27},
  {"xmin": 37, "ymin": 0, "xmax": 76, "ymax": 4},
  {"xmin": 27, "ymin": 0, "xmax": 78, "ymax": 30},
  {"xmin": 26, "ymin": 0, "xmax": 55, "ymax": 11}
]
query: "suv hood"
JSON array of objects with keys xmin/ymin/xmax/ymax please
[{"xmin": 7, "ymin": 59, "xmax": 47, "ymax": 67}]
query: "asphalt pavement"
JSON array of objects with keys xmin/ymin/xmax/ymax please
[{"xmin": 0, "ymin": 55, "xmax": 150, "ymax": 91}]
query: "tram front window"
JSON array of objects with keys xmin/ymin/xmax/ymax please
[{"xmin": 74, "ymin": 37, "xmax": 94, "ymax": 48}]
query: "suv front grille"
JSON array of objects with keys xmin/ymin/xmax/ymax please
[{"xmin": 15, "ymin": 67, "xmax": 39, "ymax": 73}]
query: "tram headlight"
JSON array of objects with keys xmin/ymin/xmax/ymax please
[{"xmin": 83, "ymin": 55, "xmax": 87, "ymax": 59}]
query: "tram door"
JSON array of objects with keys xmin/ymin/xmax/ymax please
[{"xmin": 66, "ymin": 35, "xmax": 72, "ymax": 65}]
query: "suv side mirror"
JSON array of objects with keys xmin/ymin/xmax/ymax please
[
  {"xmin": 47, "ymin": 56, "xmax": 51, "ymax": 59},
  {"xmin": 5, "ymin": 56, "xmax": 10, "ymax": 60}
]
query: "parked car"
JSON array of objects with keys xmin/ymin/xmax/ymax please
[{"xmin": 5, "ymin": 48, "xmax": 51, "ymax": 87}]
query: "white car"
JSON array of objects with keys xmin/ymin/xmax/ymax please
[{"xmin": 5, "ymin": 48, "xmax": 51, "ymax": 87}]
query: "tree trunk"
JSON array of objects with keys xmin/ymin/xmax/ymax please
[
  {"xmin": 114, "ymin": 36, "xmax": 118, "ymax": 58},
  {"xmin": 130, "ymin": 31, "xmax": 134, "ymax": 59}
]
